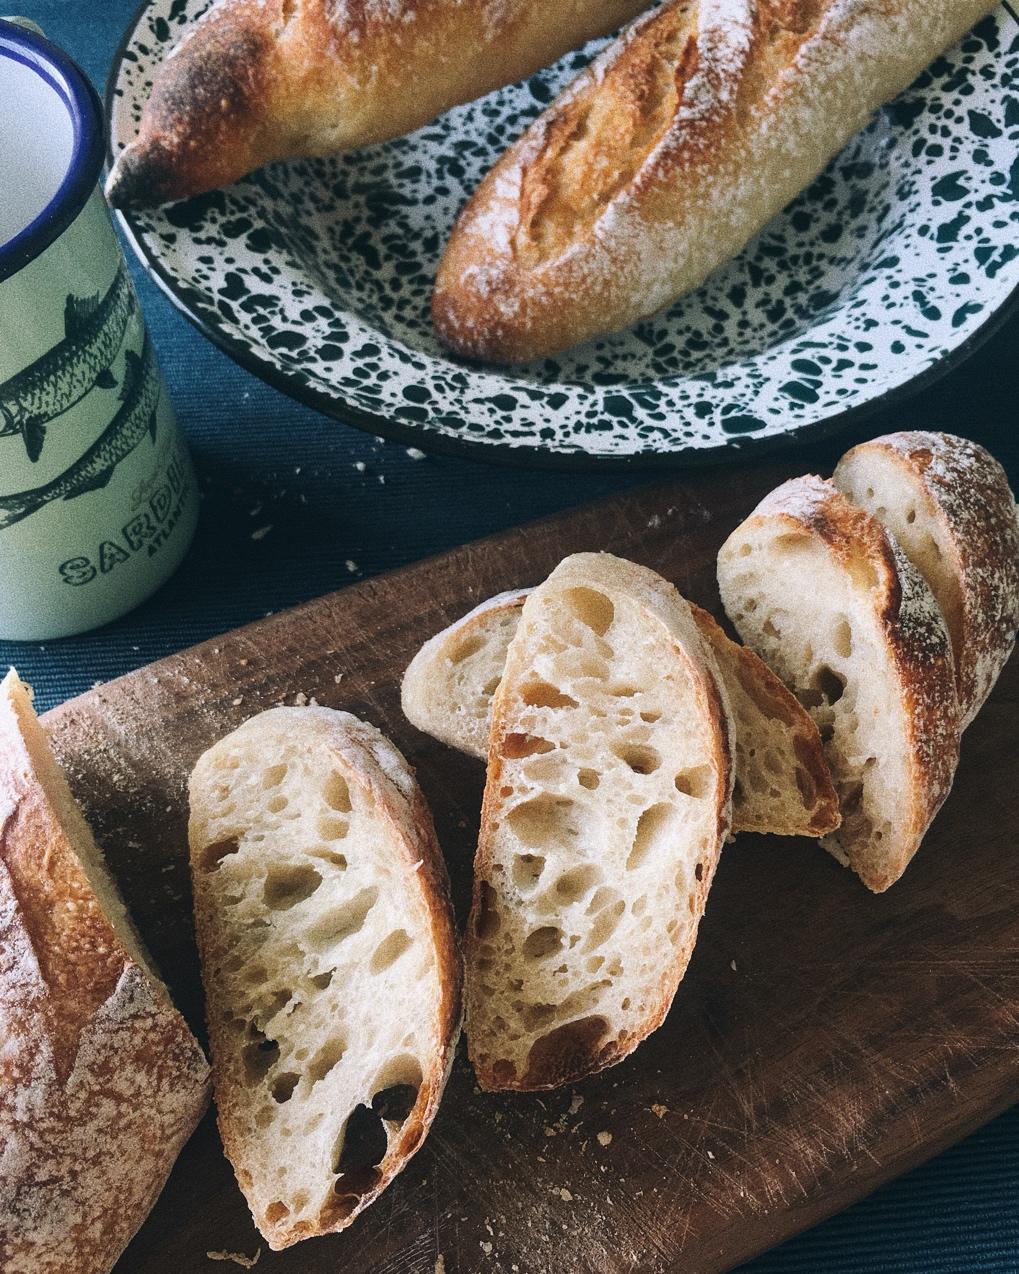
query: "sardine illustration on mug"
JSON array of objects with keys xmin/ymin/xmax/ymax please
[{"xmin": 0, "ymin": 18, "xmax": 199, "ymax": 641}]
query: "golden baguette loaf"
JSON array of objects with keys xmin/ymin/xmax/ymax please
[
  {"xmin": 106, "ymin": 0, "xmax": 649, "ymax": 207},
  {"xmin": 0, "ymin": 670, "xmax": 210, "ymax": 1274},
  {"xmin": 433, "ymin": 0, "xmax": 998, "ymax": 362}
]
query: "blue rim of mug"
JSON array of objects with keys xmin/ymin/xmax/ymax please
[{"xmin": 0, "ymin": 19, "xmax": 105, "ymax": 284}]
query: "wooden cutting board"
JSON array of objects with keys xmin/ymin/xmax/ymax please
[{"xmin": 44, "ymin": 458, "xmax": 1019, "ymax": 1274}]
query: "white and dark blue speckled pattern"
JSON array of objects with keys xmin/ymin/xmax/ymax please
[{"xmin": 107, "ymin": 3, "xmax": 1019, "ymax": 464}]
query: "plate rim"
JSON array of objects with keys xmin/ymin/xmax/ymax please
[{"xmin": 104, "ymin": 0, "xmax": 1019, "ymax": 473}]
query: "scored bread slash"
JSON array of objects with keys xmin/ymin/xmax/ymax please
[
  {"xmin": 465, "ymin": 553, "xmax": 733, "ymax": 1091},
  {"xmin": 718, "ymin": 476, "xmax": 960, "ymax": 893},
  {"xmin": 833, "ymin": 430, "xmax": 1019, "ymax": 729},
  {"xmin": 403, "ymin": 589, "xmax": 838, "ymax": 839},
  {"xmin": 0, "ymin": 669, "xmax": 210, "ymax": 1274},
  {"xmin": 188, "ymin": 707, "xmax": 461, "ymax": 1250}
]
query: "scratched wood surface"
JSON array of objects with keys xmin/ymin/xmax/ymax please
[{"xmin": 44, "ymin": 458, "xmax": 1019, "ymax": 1274}]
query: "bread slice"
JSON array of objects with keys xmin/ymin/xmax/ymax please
[
  {"xmin": 0, "ymin": 669, "xmax": 210, "ymax": 1274},
  {"xmin": 465, "ymin": 553, "xmax": 732, "ymax": 1091},
  {"xmin": 402, "ymin": 589, "xmax": 529, "ymax": 759},
  {"xmin": 717, "ymin": 477, "xmax": 960, "ymax": 893},
  {"xmin": 188, "ymin": 707, "xmax": 460, "ymax": 1250},
  {"xmin": 404, "ymin": 591, "xmax": 838, "ymax": 839},
  {"xmin": 833, "ymin": 431, "xmax": 1019, "ymax": 728},
  {"xmin": 691, "ymin": 605, "xmax": 839, "ymax": 839}
]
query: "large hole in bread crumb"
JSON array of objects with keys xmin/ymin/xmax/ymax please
[
  {"xmin": 811, "ymin": 665, "xmax": 845, "ymax": 706},
  {"xmin": 523, "ymin": 926, "xmax": 564, "ymax": 959},
  {"xmin": 262, "ymin": 764, "xmax": 287, "ymax": 789},
  {"xmin": 271, "ymin": 1072, "xmax": 299, "ymax": 1103},
  {"xmin": 507, "ymin": 795, "xmax": 581, "ymax": 847},
  {"xmin": 264, "ymin": 1201, "xmax": 289, "ymax": 1225},
  {"xmin": 584, "ymin": 899, "xmax": 625, "ymax": 951},
  {"xmin": 201, "ymin": 838, "xmax": 239, "ymax": 872},
  {"xmin": 311, "ymin": 847, "xmax": 348, "ymax": 870},
  {"xmin": 334, "ymin": 1104, "xmax": 388, "ymax": 1181},
  {"xmin": 370, "ymin": 929, "xmax": 412, "ymax": 973},
  {"xmin": 449, "ymin": 633, "xmax": 484, "ymax": 664},
  {"xmin": 318, "ymin": 815, "xmax": 349, "ymax": 840},
  {"xmin": 554, "ymin": 864, "xmax": 601, "ymax": 904},
  {"xmin": 628, "ymin": 803, "xmax": 675, "ymax": 871},
  {"xmin": 674, "ymin": 766, "xmax": 712, "ymax": 799},
  {"xmin": 833, "ymin": 618, "xmax": 853, "ymax": 659},
  {"xmin": 308, "ymin": 888, "xmax": 378, "ymax": 948},
  {"xmin": 263, "ymin": 863, "xmax": 322, "ymax": 910},
  {"xmin": 512, "ymin": 853, "xmax": 546, "ymax": 891},
  {"xmin": 503, "ymin": 732, "xmax": 555, "ymax": 758},
  {"xmin": 242, "ymin": 1029, "xmax": 279, "ymax": 1083},
  {"xmin": 324, "ymin": 772, "xmax": 353, "ymax": 812},
  {"xmin": 521, "ymin": 679, "xmax": 578, "ymax": 709},
  {"xmin": 578, "ymin": 767, "xmax": 600, "ymax": 790},
  {"xmin": 614, "ymin": 743, "xmax": 661, "ymax": 775},
  {"xmin": 563, "ymin": 587, "xmax": 614, "ymax": 636},
  {"xmin": 308, "ymin": 1037, "xmax": 346, "ymax": 1083},
  {"xmin": 371, "ymin": 1083, "xmax": 418, "ymax": 1123}
]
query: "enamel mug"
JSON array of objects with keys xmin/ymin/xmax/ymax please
[{"xmin": 0, "ymin": 19, "xmax": 198, "ymax": 640}]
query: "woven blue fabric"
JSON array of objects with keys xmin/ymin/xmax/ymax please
[{"xmin": 6, "ymin": 4, "xmax": 1019, "ymax": 1269}]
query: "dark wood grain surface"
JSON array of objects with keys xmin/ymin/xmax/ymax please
[{"xmin": 44, "ymin": 457, "xmax": 1019, "ymax": 1274}]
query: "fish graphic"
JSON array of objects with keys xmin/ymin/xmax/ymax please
[
  {"xmin": 0, "ymin": 335, "xmax": 160, "ymax": 533},
  {"xmin": 0, "ymin": 264, "xmax": 133, "ymax": 462}
]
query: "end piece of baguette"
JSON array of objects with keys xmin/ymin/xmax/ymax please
[
  {"xmin": 188, "ymin": 707, "xmax": 460, "ymax": 1250},
  {"xmin": 0, "ymin": 668, "xmax": 210, "ymax": 1274},
  {"xmin": 718, "ymin": 477, "xmax": 960, "ymax": 892},
  {"xmin": 833, "ymin": 430, "xmax": 1019, "ymax": 728},
  {"xmin": 465, "ymin": 553, "xmax": 732, "ymax": 1090}
]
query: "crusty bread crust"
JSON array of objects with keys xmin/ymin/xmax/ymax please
[
  {"xmin": 106, "ymin": 0, "xmax": 649, "ymax": 207},
  {"xmin": 433, "ymin": 0, "xmax": 998, "ymax": 362},
  {"xmin": 466, "ymin": 553, "xmax": 732, "ymax": 1091},
  {"xmin": 0, "ymin": 670, "xmax": 210, "ymax": 1274},
  {"xmin": 833, "ymin": 431, "xmax": 1019, "ymax": 729},
  {"xmin": 189, "ymin": 707, "xmax": 461, "ymax": 1250},
  {"xmin": 719, "ymin": 477, "xmax": 960, "ymax": 892}
]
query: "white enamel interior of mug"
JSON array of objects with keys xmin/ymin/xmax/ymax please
[{"xmin": 0, "ymin": 47, "xmax": 75, "ymax": 244}]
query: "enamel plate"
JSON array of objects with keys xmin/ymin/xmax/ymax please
[{"xmin": 107, "ymin": 4, "xmax": 1019, "ymax": 468}]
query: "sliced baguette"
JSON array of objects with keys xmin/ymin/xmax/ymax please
[
  {"xmin": 0, "ymin": 669, "xmax": 210, "ymax": 1274},
  {"xmin": 717, "ymin": 477, "xmax": 960, "ymax": 893},
  {"xmin": 465, "ymin": 553, "xmax": 732, "ymax": 1091},
  {"xmin": 691, "ymin": 604, "xmax": 839, "ymax": 838},
  {"xmin": 833, "ymin": 430, "xmax": 1019, "ymax": 728},
  {"xmin": 404, "ymin": 591, "xmax": 838, "ymax": 838},
  {"xmin": 188, "ymin": 707, "xmax": 460, "ymax": 1250},
  {"xmin": 402, "ymin": 589, "xmax": 530, "ymax": 759}
]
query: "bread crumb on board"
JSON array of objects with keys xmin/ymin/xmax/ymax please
[
  {"xmin": 651, "ymin": 1103, "xmax": 669, "ymax": 1119},
  {"xmin": 597, "ymin": 1130, "xmax": 613, "ymax": 1147},
  {"xmin": 435, "ymin": 1257, "xmax": 446, "ymax": 1274},
  {"xmin": 206, "ymin": 1250, "xmax": 261, "ymax": 1268}
]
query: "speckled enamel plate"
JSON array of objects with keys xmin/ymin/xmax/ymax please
[{"xmin": 106, "ymin": 3, "xmax": 1019, "ymax": 469}]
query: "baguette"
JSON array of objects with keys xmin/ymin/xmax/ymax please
[
  {"xmin": 106, "ymin": 0, "xmax": 649, "ymax": 208},
  {"xmin": 833, "ymin": 431, "xmax": 1019, "ymax": 729},
  {"xmin": 465, "ymin": 553, "xmax": 732, "ymax": 1090},
  {"xmin": 0, "ymin": 669, "xmax": 210, "ymax": 1274},
  {"xmin": 433, "ymin": 0, "xmax": 998, "ymax": 362},
  {"xmin": 188, "ymin": 707, "xmax": 460, "ymax": 1250},
  {"xmin": 403, "ymin": 589, "xmax": 838, "ymax": 837},
  {"xmin": 717, "ymin": 477, "xmax": 959, "ymax": 892}
]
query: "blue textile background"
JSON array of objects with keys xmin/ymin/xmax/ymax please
[{"xmin": 5, "ymin": 3, "xmax": 1019, "ymax": 1268}]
